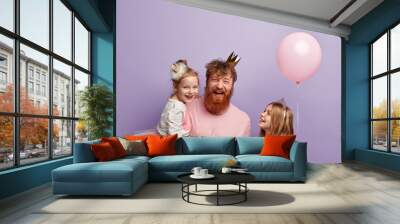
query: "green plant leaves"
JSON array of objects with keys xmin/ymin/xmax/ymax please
[{"xmin": 79, "ymin": 84, "xmax": 113, "ymax": 140}]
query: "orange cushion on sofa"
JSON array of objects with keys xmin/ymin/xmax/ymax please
[
  {"xmin": 124, "ymin": 135, "xmax": 154, "ymax": 141},
  {"xmin": 260, "ymin": 135, "xmax": 296, "ymax": 159},
  {"xmin": 146, "ymin": 134, "xmax": 177, "ymax": 157},
  {"xmin": 101, "ymin": 137, "xmax": 127, "ymax": 158},
  {"xmin": 91, "ymin": 142, "xmax": 118, "ymax": 161}
]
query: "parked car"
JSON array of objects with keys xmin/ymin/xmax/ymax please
[
  {"xmin": 54, "ymin": 149, "xmax": 62, "ymax": 156},
  {"xmin": 7, "ymin": 150, "xmax": 32, "ymax": 160},
  {"xmin": 30, "ymin": 150, "xmax": 42, "ymax": 158},
  {"xmin": 7, "ymin": 153, "xmax": 13, "ymax": 161}
]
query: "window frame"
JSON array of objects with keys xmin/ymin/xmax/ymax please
[
  {"xmin": 0, "ymin": 0, "xmax": 92, "ymax": 171},
  {"xmin": 0, "ymin": 71, "xmax": 7, "ymax": 85},
  {"xmin": 370, "ymin": 21, "xmax": 400, "ymax": 154},
  {"xmin": 0, "ymin": 53, "xmax": 7, "ymax": 68}
]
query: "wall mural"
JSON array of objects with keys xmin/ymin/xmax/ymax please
[{"xmin": 116, "ymin": 0, "xmax": 341, "ymax": 163}]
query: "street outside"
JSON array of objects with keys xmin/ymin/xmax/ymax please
[
  {"xmin": 373, "ymin": 139, "xmax": 400, "ymax": 153},
  {"xmin": 0, "ymin": 147, "xmax": 71, "ymax": 170}
]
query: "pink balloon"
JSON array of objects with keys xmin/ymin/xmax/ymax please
[{"xmin": 277, "ymin": 32, "xmax": 322, "ymax": 84}]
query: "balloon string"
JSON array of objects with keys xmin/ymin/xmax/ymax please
[
  {"xmin": 296, "ymin": 84, "xmax": 300, "ymax": 133},
  {"xmin": 296, "ymin": 102, "xmax": 299, "ymax": 133}
]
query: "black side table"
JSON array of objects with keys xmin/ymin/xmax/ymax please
[{"xmin": 177, "ymin": 173, "xmax": 255, "ymax": 206}]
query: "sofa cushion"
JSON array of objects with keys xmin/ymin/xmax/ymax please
[
  {"xmin": 176, "ymin": 137, "xmax": 236, "ymax": 155},
  {"xmin": 148, "ymin": 154, "xmax": 235, "ymax": 172},
  {"xmin": 53, "ymin": 158, "xmax": 147, "ymax": 183},
  {"xmin": 124, "ymin": 135, "xmax": 151, "ymax": 141},
  {"xmin": 260, "ymin": 135, "xmax": 296, "ymax": 159},
  {"xmin": 113, "ymin": 155, "xmax": 150, "ymax": 165},
  {"xmin": 73, "ymin": 139, "xmax": 100, "ymax": 163},
  {"xmin": 146, "ymin": 134, "xmax": 177, "ymax": 157},
  {"xmin": 101, "ymin": 137, "xmax": 127, "ymax": 158},
  {"xmin": 236, "ymin": 155, "xmax": 293, "ymax": 172},
  {"xmin": 91, "ymin": 142, "xmax": 118, "ymax": 161},
  {"xmin": 235, "ymin": 137, "xmax": 263, "ymax": 155},
  {"xmin": 118, "ymin": 138, "xmax": 147, "ymax": 156}
]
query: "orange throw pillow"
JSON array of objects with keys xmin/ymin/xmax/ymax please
[
  {"xmin": 91, "ymin": 142, "xmax": 117, "ymax": 161},
  {"xmin": 146, "ymin": 134, "xmax": 177, "ymax": 157},
  {"xmin": 124, "ymin": 135, "xmax": 149, "ymax": 141},
  {"xmin": 260, "ymin": 135, "xmax": 296, "ymax": 159},
  {"xmin": 101, "ymin": 137, "xmax": 127, "ymax": 158}
]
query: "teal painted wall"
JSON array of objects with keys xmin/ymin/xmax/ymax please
[
  {"xmin": 0, "ymin": 158, "xmax": 72, "ymax": 199},
  {"xmin": 66, "ymin": 0, "xmax": 110, "ymax": 32},
  {"xmin": 344, "ymin": 0, "xmax": 400, "ymax": 171},
  {"xmin": 92, "ymin": 33, "xmax": 114, "ymax": 88},
  {"xmin": 92, "ymin": 32, "xmax": 114, "ymax": 135},
  {"xmin": 355, "ymin": 149, "xmax": 400, "ymax": 172},
  {"xmin": 343, "ymin": 44, "xmax": 369, "ymax": 160},
  {"xmin": 91, "ymin": 0, "xmax": 115, "ymax": 135}
]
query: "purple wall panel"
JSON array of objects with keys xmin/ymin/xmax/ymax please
[{"xmin": 116, "ymin": 0, "xmax": 341, "ymax": 163}]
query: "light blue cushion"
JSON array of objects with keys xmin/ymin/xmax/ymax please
[
  {"xmin": 149, "ymin": 154, "xmax": 235, "ymax": 172},
  {"xmin": 52, "ymin": 158, "xmax": 148, "ymax": 195},
  {"xmin": 235, "ymin": 137, "xmax": 263, "ymax": 155},
  {"xmin": 116, "ymin": 155, "xmax": 150, "ymax": 163},
  {"xmin": 73, "ymin": 140, "xmax": 100, "ymax": 163},
  {"xmin": 52, "ymin": 159, "xmax": 146, "ymax": 183},
  {"xmin": 236, "ymin": 155, "xmax": 293, "ymax": 172},
  {"xmin": 289, "ymin": 142, "xmax": 307, "ymax": 181},
  {"xmin": 177, "ymin": 137, "xmax": 236, "ymax": 155}
]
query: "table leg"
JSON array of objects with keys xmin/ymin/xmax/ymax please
[
  {"xmin": 245, "ymin": 183, "xmax": 247, "ymax": 201},
  {"xmin": 181, "ymin": 184, "xmax": 183, "ymax": 199},
  {"xmin": 217, "ymin": 184, "xmax": 219, "ymax": 206},
  {"xmin": 187, "ymin": 184, "xmax": 190, "ymax": 202}
]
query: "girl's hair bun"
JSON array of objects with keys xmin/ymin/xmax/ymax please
[{"xmin": 171, "ymin": 59, "xmax": 188, "ymax": 81}]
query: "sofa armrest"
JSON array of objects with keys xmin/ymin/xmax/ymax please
[
  {"xmin": 73, "ymin": 140, "xmax": 100, "ymax": 163},
  {"xmin": 289, "ymin": 141, "xmax": 307, "ymax": 181}
]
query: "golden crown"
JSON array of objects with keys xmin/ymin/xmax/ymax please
[{"xmin": 226, "ymin": 51, "xmax": 241, "ymax": 67}]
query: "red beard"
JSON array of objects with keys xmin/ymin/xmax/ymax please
[{"xmin": 204, "ymin": 87, "xmax": 233, "ymax": 115}]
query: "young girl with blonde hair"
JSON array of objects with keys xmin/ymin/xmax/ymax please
[
  {"xmin": 157, "ymin": 60, "xmax": 199, "ymax": 137},
  {"xmin": 258, "ymin": 101, "xmax": 294, "ymax": 136}
]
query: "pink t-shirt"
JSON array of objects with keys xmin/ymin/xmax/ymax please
[
  {"xmin": 186, "ymin": 97, "xmax": 251, "ymax": 137},
  {"xmin": 182, "ymin": 110, "xmax": 191, "ymax": 133}
]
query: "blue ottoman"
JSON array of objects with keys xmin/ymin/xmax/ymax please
[{"xmin": 52, "ymin": 156, "xmax": 148, "ymax": 196}]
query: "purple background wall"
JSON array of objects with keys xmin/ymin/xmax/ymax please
[{"xmin": 116, "ymin": 0, "xmax": 341, "ymax": 163}]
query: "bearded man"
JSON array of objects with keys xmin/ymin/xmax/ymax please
[{"xmin": 186, "ymin": 53, "xmax": 251, "ymax": 136}]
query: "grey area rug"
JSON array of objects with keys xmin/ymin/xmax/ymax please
[{"xmin": 37, "ymin": 183, "xmax": 362, "ymax": 214}]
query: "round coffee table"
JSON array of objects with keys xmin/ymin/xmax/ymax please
[{"xmin": 177, "ymin": 173, "xmax": 255, "ymax": 206}]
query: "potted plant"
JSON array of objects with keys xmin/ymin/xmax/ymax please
[{"xmin": 79, "ymin": 84, "xmax": 113, "ymax": 140}]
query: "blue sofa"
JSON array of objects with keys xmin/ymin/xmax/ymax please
[{"xmin": 52, "ymin": 137, "xmax": 307, "ymax": 196}]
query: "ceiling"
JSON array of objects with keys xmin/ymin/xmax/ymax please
[
  {"xmin": 168, "ymin": 0, "xmax": 384, "ymax": 39},
  {"xmin": 66, "ymin": 0, "xmax": 114, "ymax": 32}
]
